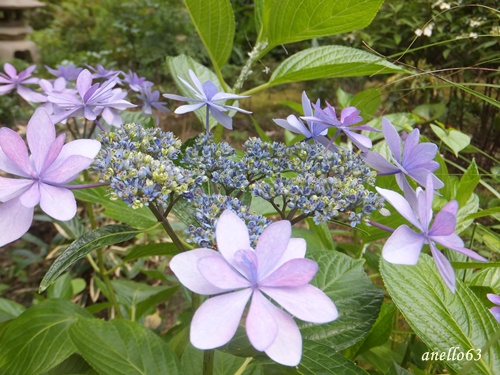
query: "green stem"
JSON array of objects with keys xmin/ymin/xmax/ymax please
[
  {"xmin": 203, "ymin": 349, "xmax": 214, "ymax": 375},
  {"xmin": 149, "ymin": 203, "xmax": 186, "ymax": 252}
]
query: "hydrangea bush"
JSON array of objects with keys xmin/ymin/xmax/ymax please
[{"xmin": 0, "ymin": 0, "xmax": 498, "ymax": 374}]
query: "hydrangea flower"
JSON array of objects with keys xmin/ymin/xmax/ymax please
[
  {"xmin": 303, "ymin": 102, "xmax": 378, "ymax": 151},
  {"xmin": 273, "ymin": 92, "xmax": 329, "ymax": 147},
  {"xmin": 170, "ymin": 210, "xmax": 338, "ymax": 366},
  {"xmin": 122, "ymin": 70, "xmax": 152, "ymax": 92},
  {"xmin": 163, "ymin": 70, "xmax": 251, "ymax": 132},
  {"xmin": 0, "ymin": 63, "xmax": 45, "ymax": 102},
  {"xmin": 46, "ymin": 63, "xmax": 82, "ymax": 81},
  {"xmin": 48, "ymin": 69, "xmax": 135, "ymax": 126},
  {"xmin": 363, "ymin": 118, "xmax": 444, "ymax": 192},
  {"xmin": 376, "ymin": 175, "xmax": 486, "ymax": 292},
  {"xmin": 0, "ymin": 108, "xmax": 101, "ymax": 247},
  {"xmin": 136, "ymin": 86, "xmax": 169, "ymax": 126},
  {"xmin": 487, "ymin": 294, "xmax": 500, "ymax": 322}
]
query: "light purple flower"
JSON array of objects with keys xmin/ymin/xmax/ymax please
[
  {"xmin": 487, "ymin": 294, "xmax": 500, "ymax": 322},
  {"xmin": 122, "ymin": 70, "xmax": 153, "ymax": 92},
  {"xmin": 273, "ymin": 91, "xmax": 330, "ymax": 146},
  {"xmin": 170, "ymin": 210, "xmax": 337, "ymax": 366},
  {"xmin": 48, "ymin": 69, "xmax": 135, "ymax": 126},
  {"xmin": 376, "ymin": 175, "xmax": 486, "ymax": 292},
  {"xmin": 303, "ymin": 102, "xmax": 378, "ymax": 151},
  {"xmin": 363, "ymin": 118, "xmax": 444, "ymax": 192},
  {"xmin": 46, "ymin": 64, "xmax": 82, "ymax": 81},
  {"xmin": 87, "ymin": 64, "xmax": 121, "ymax": 80},
  {"xmin": 163, "ymin": 70, "xmax": 251, "ymax": 132},
  {"xmin": 137, "ymin": 86, "xmax": 169, "ymax": 126},
  {"xmin": 0, "ymin": 108, "xmax": 101, "ymax": 247},
  {"xmin": 0, "ymin": 63, "xmax": 45, "ymax": 102}
]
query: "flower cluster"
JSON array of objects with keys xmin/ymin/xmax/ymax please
[
  {"xmin": 93, "ymin": 123, "xmax": 203, "ymax": 208},
  {"xmin": 253, "ymin": 142, "xmax": 382, "ymax": 226},
  {"xmin": 185, "ymin": 192, "xmax": 271, "ymax": 249}
]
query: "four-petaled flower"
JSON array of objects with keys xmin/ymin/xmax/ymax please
[
  {"xmin": 0, "ymin": 63, "xmax": 45, "ymax": 102},
  {"xmin": 46, "ymin": 63, "xmax": 83, "ymax": 81},
  {"xmin": 137, "ymin": 86, "xmax": 169, "ymax": 126},
  {"xmin": 303, "ymin": 102, "xmax": 378, "ymax": 151},
  {"xmin": 376, "ymin": 175, "xmax": 486, "ymax": 292},
  {"xmin": 487, "ymin": 294, "xmax": 500, "ymax": 322},
  {"xmin": 363, "ymin": 118, "xmax": 444, "ymax": 192},
  {"xmin": 170, "ymin": 210, "xmax": 338, "ymax": 366},
  {"xmin": 0, "ymin": 108, "xmax": 101, "ymax": 247},
  {"xmin": 163, "ymin": 70, "xmax": 251, "ymax": 132},
  {"xmin": 48, "ymin": 69, "xmax": 135, "ymax": 126},
  {"xmin": 273, "ymin": 91, "xmax": 330, "ymax": 147}
]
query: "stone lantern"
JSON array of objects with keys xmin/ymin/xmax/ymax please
[{"xmin": 0, "ymin": 0, "xmax": 45, "ymax": 62}]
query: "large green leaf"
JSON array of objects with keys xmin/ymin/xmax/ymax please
[
  {"xmin": 301, "ymin": 250, "xmax": 383, "ymax": 350},
  {"xmin": 430, "ymin": 124, "xmax": 471, "ymax": 157},
  {"xmin": 74, "ymin": 187, "xmax": 156, "ymax": 229},
  {"xmin": 0, "ymin": 298, "xmax": 25, "ymax": 323},
  {"xmin": 380, "ymin": 255, "xmax": 500, "ymax": 375},
  {"xmin": 298, "ymin": 340, "xmax": 369, "ymax": 374},
  {"xmin": 70, "ymin": 318, "xmax": 182, "ymax": 375},
  {"xmin": 39, "ymin": 225, "xmax": 141, "ymax": 293},
  {"xmin": 456, "ymin": 159, "xmax": 480, "ymax": 207},
  {"xmin": 184, "ymin": 0, "xmax": 235, "ymax": 69},
  {"xmin": 263, "ymin": 0, "xmax": 384, "ymax": 47},
  {"xmin": 268, "ymin": 46, "xmax": 405, "ymax": 86},
  {"xmin": 0, "ymin": 299, "xmax": 91, "ymax": 375}
]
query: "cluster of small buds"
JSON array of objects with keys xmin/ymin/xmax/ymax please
[
  {"xmin": 252, "ymin": 142, "xmax": 383, "ymax": 226},
  {"xmin": 240, "ymin": 138, "xmax": 293, "ymax": 180},
  {"xmin": 185, "ymin": 191, "xmax": 271, "ymax": 249},
  {"xmin": 93, "ymin": 123, "xmax": 203, "ymax": 208}
]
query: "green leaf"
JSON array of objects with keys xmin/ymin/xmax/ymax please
[
  {"xmin": 181, "ymin": 344, "xmax": 249, "ymax": 375},
  {"xmin": 456, "ymin": 160, "xmax": 480, "ymax": 207},
  {"xmin": 463, "ymin": 207, "xmax": 500, "ymax": 221},
  {"xmin": 39, "ymin": 225, "xmax": 141, "ymax": 293},
  {"xmin": 351, "ymin": 88, "xmax": 382, "ymax": 119},
  {"xmin": 74, "ymin": 187, "xmax": 156, "ymax": 229},
  {"xmin": 380, "ymin": 255, "xmax": 500, "ymax": 375},
  {"xmin": 184, "ymin": 0, "xmax": 235, "ymax": 70},
  {"xmin": 0, "ymin": 299, "xmax": 91, "ymax": 375},
  {"xmin": 263, "ymin": 0, "xmax": 384, "ymax": 48},
  {"xmin": 468, "ymin": 267, "xmax": 500, "ymax": 290},
  {"xmin": 70, "ymin": 318, "xmax": 182, "ymax": 375},
  {"xmin": 306, "ymin": 219, "xmax": 335, "ymax": 250},
  {"xmin": 0, "ymin": 298, "xmax": 25, "ymax": 323},
  {"xmin": 47, "ymin": 272, "xmax": 73, "ymax": 300},
  {"xmin": 269, "ymin": 46, "xmax": 405, "ymax": 86},
  {"xmin": 356, "ymin": 302, "xmax": 397, "ymax": 354},
  {"xmin": 124, "ymin": 243, "xmax": 179, "ymax": 262},
  {"xmin": 430, "ymin": 123, "xmax": 471, "ymax": 156},
  {"xmin": 301, "ymin": 251, "xmax": 383, "ymax": 350},
  {"xmin": 298, "ymin": 340, "xmax": 369, "ymax": 375},
  {"xmin": 45, "ymin": 354, "xmax": 98, "ymax": 375}
]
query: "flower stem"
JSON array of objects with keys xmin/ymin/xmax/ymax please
[
  {"xmin": 149, "ymin": 203, "xmax": 186, "ymax": 252},
  {"xmin": 368, "ymin": 220, "xmax": 395, "ymax": 233},
  {"xmin": 203, "ymin": 349, "xmax": 214, "ymax": 375}
]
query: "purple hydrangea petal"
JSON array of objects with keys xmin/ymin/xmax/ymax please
[
  {"xmin": 210, "ymin": 107, "xmax": 233, "ymax": 129},
  {"xmin": 487, "ymin": 294, "xmax": 500, "ymax": 305},
  {"xmin": 343, "ymin": 129, "xmax": 372, "ymax": 151},
  {"xmin": 202, "ymin": 81, "xmax": 219, "ymax": 100},
  {"xmin": 264, "ymin": 303, "xmax": 302, "ymax": 366},
  {"xmin": 261, "ymin": 284, "xmax": 338, "ymax": 323},
  {"xmin": 429, "ymin": 200, "xmax": 458, "ymax": 236},
  {"xmin": 255, "ymin": 220, "xmax": 292, "ymax": 280},
  {"xmin": 259, "ymin": 258, "xmax": 318, "ymax": 287},
  {"xmin": 40, "ymin": 134, "xmax": 66, "ymax": 175},
  {"xmin": 169, "ymin": 248, "xmax": 230, "ymax": 295},
  {"xmin": 174, "ymin": 103, "xmax": 205, "ymax": 114},
  {"xmin": 363, "ymin": 151, "xmax": 400, "ymax": 175},
  {"xmin": 0, "ymin": 84, "xmax": 15, "ymax": 94},
  {"xmin": 0, "ymin": 198, "xmax": 34, "ymax": 247},
  {"xmin": 39, "ymin": 184, "xmax": 77, "ymax": 221},
  {"xmin": 272, "ymin": 238, "xmax": 306, "ymax": 271},
  {"xmin": 429, "ymin": 241, "xmax": 456, "ymax": 293},
  {"xmin": 188, "ymin": 69, "xmax": 205, "ymax": 96},
  {"xmin": 42, "ymin": 155, "xmax": 94, "ymax": 184},
  {"xmin": 382, "ymin": 118, "xmax": 402, "ymax": 163},
  {"xmin": 17, "ymin": 86, "xmax": 45, "ymax": 102},
  {"xmin": 76, "ymin": 69, "xmax": 93, "ymax": 98},
  {"xmin": 198, "ymin": 255, "xmax": 251, "ymax": 289},
  {"xmin": 216, "ymin": 210, "xmax": 252, "ymax": 269},
  {"xmin": 0, "ymin": 177, "xmax": 33, "ymax": 202},
  {"xmin": 0, "ymin": 128, "xmax": 33, "ymax": 177},
  {"xmin": 382, "ymin": 225, "xmax": 424, "ymax": 265},
  {"xmin": 404, "ymin": 142, "xmax": 438, "ymax": 170},
  {"xmin": 3, "ymin": 63, "xmax": 16, "ymax": 78},
  {"xmin": 19, "ymin": 182, "xmax": 41, "ymax": 208},
  {"xmin": 376, "ymin": 187, "xmax": 422, "ymax": 230},
  {"xmin": 432, "ymin": 233, "xmax": 487, "ymax": 261},
  {"xmin": 163, "ymin": 93, "xmax": 202, "ymax": 102},
  {"xmin": 49, "ymin": 139, "xmax": 101, "ymax": 171},
  {"xmin": 490, "ymin": 307, "xmax": 500, "ymax": 323},
  {"xmin": 246, "ymin": 290, "xmax": 278, "ymax": 351},
  {"xmin": 190, "ymin": 289, "xmax": 252, "ymax": 349},
  {"xmin": 27, "ymin": 108, "xmax": 56, "ymax": 174}
]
